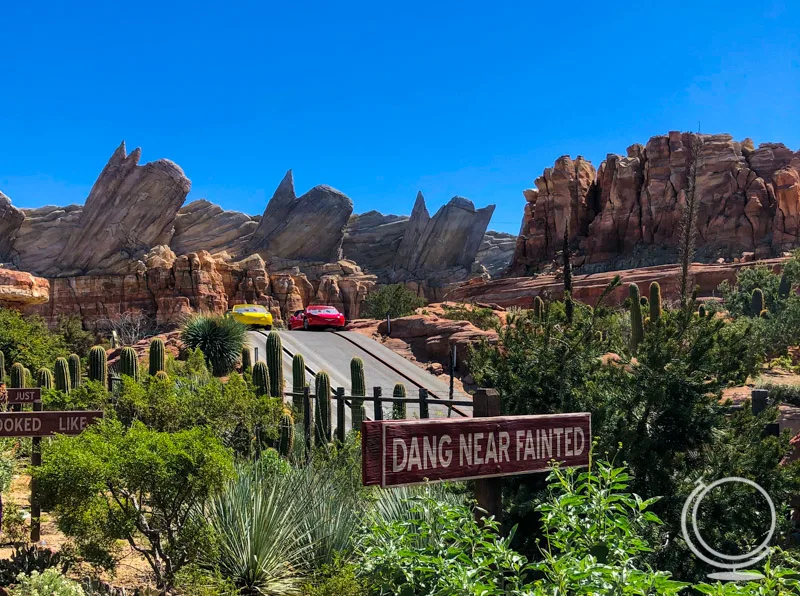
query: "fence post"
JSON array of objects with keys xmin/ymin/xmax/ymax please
[
  {"xmin": 419, "ymin": 388, "xmax": 429, "ymax": 419},
  {"xmin": 473, "ymin": 388, "xmax": 502, "ymax": 523},
  {"xmin": 386, "ymin": 314, "xmax": 391, "ymax": 336},
  {"xmin": 373, "ymin": 387, "xmax": 383, "ymax": 421},
  {"xmin": 30, "ymin": 400, "xmax": 42, "ymax": 542},
  {"xmin": 303, "ymin": 386, "xmax": 312, "ymax": 460},
  {"xmin": 448, "ymin": 343, "xmax": 456, "ymax": 418},
  {"xmin": 336, "ymin": 387, "xmax": 346, "ymax": 444},
  {"xmin": 752, "ymin": 388, "xmax": 769, "ymax": 415}
]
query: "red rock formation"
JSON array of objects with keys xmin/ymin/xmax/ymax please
[
  {"xmin": 512, "ymin": 132, "xmax": 800, "ymax": 274},
  {"xmin": 0, "ymin": 269, "xmax": 50, "ymax": 308}
]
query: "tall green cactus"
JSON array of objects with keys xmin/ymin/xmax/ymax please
[
  {"xmin": 241, "ymin": 346, "xmax": 252, "ymax": 374},
  {"xmin": 751, "ymin": 288, "xmax": 765, "ymax": 317},
  {"xmin": 292, "ymin": 354, "xmax": 307, "ymax": 413},
  {"xmin": 54, "ymin": 357, "xmax": 71, "ymax": 393},
  {"xmin": 350, "ymin": 357, "xmax": 366, "ymax": 431},
  {"xmin": 120, "ymin": 347, "xmax": 139, "ymax": 381},
  {"xmin": 36, "ymin": 367, "xmax": 53, "ymax": 390},
  {"xmin": 10, "ymin": 363, "xmax": 25, "ymax": 388},
  {"xmin": 266, "ymin": 332, "xmax": 284, "ymax": 398},
  {"xmin": 252, "ymin": 361, "xmax": 270, "ymax": 397},
  {"xmin": 149, "ymin": 338, "xmax": 166, "ymax": 376},
  {"xmin": 533, "ymin": 295, "xmax": 544, "ymax": 321},
  {"xmin": 88, "ymin": 345, "xmax": 108, "ymax": 386},
  {"xmin": 314, "ymin": 371, "xmax": 332, "ymax": 445},
  {"xmin": 392, "ymin": 383, "xmax": 407, "ymax": 420},
  {"xmin": 629, "ymin": 284, "xmax": 644, "ymax": 353},
  {"xmin": 278, "ymin": 409, "xmax": 295, "ymax": 457},
  {"xmin": 0, "ymin": 350, "xmax": 5, "ymax": 383},
  {"xmin": 698, "ymin": 305, "xmax": 706, "ymax": 318},
  {"xmin": 68, "ymin": 354, "xmax": 82, "ymax": 389},
  {"xmin": 779, "ymin": 272, "xmax": 791, "ymax": 298},
  {"xmin": 24, "ymin": 368, "xmax": 32, "ymax": 389},
  {"xmin": 649, "ymin": 282, "xmax": 662, "ymax": 323}
]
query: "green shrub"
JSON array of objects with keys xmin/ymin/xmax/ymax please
[
  {"xmin": 9, "ymin": 569, "xmax": 84, "ymax": 596},
  {"xmin": 54, "ymin": 315, "xmax": 94, "ymax": 358},
  {"xmin": 361, "ymin": 284, "xmax": 426, "ymax": 319},
  {"xmin": 440, "ymin": 302, "xmax": 500, "ymax": 330},
  {"xmin": 181, "ymin": 315, "xmax": 246, "ymax": 376},
  {"xmin": 0, "ymin": 308, "xmax": 65, "ymax": 372}
]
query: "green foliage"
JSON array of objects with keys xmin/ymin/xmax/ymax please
[
  {"xmin": 42, "ymin": 380, "xmax": 109, "ymax": 411},
  {"xmin": 118, "ymin": 346, "xmax": 139, "ymax": 381},
  {"xmin": 392, "ymin": 382, "xmax": 406, "ymax": 419},
  {"xmin": 350, "ymin": 357, "xmax": 366, "ymax": 431},
  {"xmin": 155, "ymin": 370, "xmax": 169, "ymax": 381},
  {"xmin": 10, "ymin": 362, "xmax": 25, "ymax": 388},
  {"xmin": 0, "ymin": 545, "xmax": 68, "ymax": 589},
  {"xmin": 719, "ymin": 254, "xmax": 800, "ymax": 317},
  {"xmin": 148, "ymin": 337, "xmax": 166, "ymax": 376},
  {"xmin": 67, "ymin": 354, "xmax": 81, "ymax": 389},
  {"xmin": 54, "ymin": 357, "xmax": 70, "ymax": 393},
  {"xmin": 629, "ymin": 283, "xmax": 644, "ymax": 352},
  {"xmin": 751, "ymin": 287, "xmax": 766, "ymax": 317},
  {"xmin": 292, "ymin": 353, "xmax": 307, "ymax": 413},
  {"xmin": 36, "ymin": 419, "xmax": 234, "ymax": 588},
  {"xmin": 8, "ymin": 569, "xmax": 84, "ymax": 596},
  {"xmin": 35, "ymin": 367, "xmax": 52, "ymax": 389},
  {"xmin": 266, "ymin": 331, "xmax": 284, "ymax": 397},
  {"xmin": 362, "ymin": 283, "xmax": 426, "ymax": 319},
  {"xmin": 440, "ymin": 302, "xmax": 500, "ymax": 330},
  {"xmin": 303, "ymin": 559, "xmax": 365, "ymax": 596},
  {"xmin": 55, "ymin": 314, "xmax": 94, "ymax": 358},
  {"xmin": 650, "ymin": 281, "xmax": 662, "ymax": 322},
  {"xmin": 694, "ymin": 552, "xmax": 800, "ymax": 594},
  {"xmin": 87, "ymin": 346, "xmax": 107, "ymax": 386},
  {"xmin": 314, "ymin": 372, "xmax": 332, "ymax": 445},
  {"xmin": 181, "ymin": 315, "xmax": 247, "ymax": 377},
  {"xmin": 240, "ymin": 346, "xmax": 251, "ymax": 374},
  {"xmin": 0, "ymin": 308, "xmax": 66, "ymax": 373},
  {"xmin": 252, "ymin": 361, "xmax": 270, "ymax": 397}
]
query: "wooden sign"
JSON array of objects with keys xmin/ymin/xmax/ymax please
[
  {"xmin": 362, "ymin": 412, "xmax": 591, "ymax": 487},
  {"xmin": 0, "ymin": 411, "xmax": 103, "ymax": 437},
  {"xmin": 2, "ymin": 388, "xmax": 42, "ymax": 404}
]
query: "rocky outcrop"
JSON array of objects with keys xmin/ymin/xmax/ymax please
[
  {"xmin": 12, "ymin": 205, "xmax": 83, "ymax": 273},
  {"xmin": 59, "ymin": 142, "xmax": 191, "ymax": 276},
  {"xmin": 171, "ymin": 200, "xmax": 258, "ymax": 256},
  {"xmin": 0, "ymin": 193, "xmax": 24, "ymax": 262},
  {"xmin": 476, "ymin": 231, "xmax": 516, "ymax": 277},
  {"xmin": 0, "ymin": 269, "xmax": 49, "ymax": 308},
  {"xmin": 512, "ymin": 132, "xmax": 800, "ymax": 274},
  {"xmin": 245, "ymin": 170, "xmax": 353, "ymax": 263},
  {"xmin": 342, "ymin": 211, "xmax": 407, "ymax": 273}
]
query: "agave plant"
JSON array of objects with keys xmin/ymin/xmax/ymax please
[{"xmin": 180, "ymin": 315, "xmax": 246, "ymax": 377}]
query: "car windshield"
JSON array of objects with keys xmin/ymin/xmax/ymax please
[
  {"xmin": 308, "ymin": 307, "xmax": 339, "ymax": 315},
  {"xmin": 234, "ymin": 305, "xmax": 267, "ymax": 313}
]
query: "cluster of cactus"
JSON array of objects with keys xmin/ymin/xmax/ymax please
[
  {"xmin": 751, "ymin": 288, "xmax": 766, "ymax": 318},
  {"xmin": 149, "ymin": 338, "xmax": 166, "ymax": 376},
  {"xmin": 292, "ymin": 354, "xmax": 307, "ymax": 413},
  {"xmin": 315, "ymin": 371, "xmax": 332, "ymax": 445},
  {"xmin": 36, "ymin": 367, "xmax": 53, "ymax": 389},
  {"xmin": 253, "ymin": 361, "xmax": 271, "ymax": 397},
  {"xmin": 533, "ymin": 295, "xmax": 544, "ymax": 321},
  {"xmin": 278, "ymin": 408, "xmax": 295, "ymax": 457},
  {"xmin": 649, "ymin": 282, "xmax": 662, "ymax": 323},
  {"xmin": 350, "ymin": 357, "xmax": 366, "ymax": 431},
  {"xmin": 266, "ymin": 332, "xmax": 284, "ymax": 398},
  {"xmin": 120, "ymin": 347, "xmax": 139, "ymax": 381},
  {"xmin": 241, "ymin": 346, "xmax": 252, "ymax": 374},
  {"xmin": 88, "ymin": 346, "xmax": 108, "ymax": 386},
  {"xmin": 629, "ymin": 284, "xmax": 644, "ymax": 353},
  {"xmin": 10, "ymin": 363, "xmax": 25, "ymax": 389},
  {"xmin": 54, "ymin": 357, "xmax": 71, "ymax": 393},
  {"xmin": 392, "ymin": 383, "xmax": 407, "ymax": 420},
  {"xmin": 68, "ymin": 354, "xmax": 82, "ymax": 389}
]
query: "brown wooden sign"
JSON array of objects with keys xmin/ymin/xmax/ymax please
[
  {"xmin": 0, "ymin": 411, "xmax": 103, "ymax": 437},
  {"xmin": 2, "ymin": 388, "xmax": 42, "ymax": 404},
  {"xmin": 362, "ymin": 412, "xmax": 591, "ymax": 487}
]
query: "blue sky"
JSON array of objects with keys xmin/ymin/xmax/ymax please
[{"xmin": 1, "ymin": 1, "xmax": 798, "ymax": 235}]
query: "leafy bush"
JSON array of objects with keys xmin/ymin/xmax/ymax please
[
  {"xmin": 35, "ymin": 420, "xmax": 234, "ymax": 588},
  {"xmin": 0, "ymin": 546, "xmax": 69, "ymax": 587},
  {"xmin": 55, "ymin": 315, "xmax": 95, "ymax": 358},
  {"xmin": 9, "ymin": 569, "xmax": 84, "ymax": 596},
  {"xmin": 718, "ymin": 252, "xmax": 800, "ymax": 317},
  {"xmin": 181, "ymin": 315, "xmax": 246, "ymax": 376},
  {"xmin": 361, "ymin": 284, "xmax": 426, "ymax": 319},
  {"xmin": 440, "ymin": 302, "xmax": 500, "ymax": 330},
  {"xmin": 0, "ymin": 308, "xmax": 66, "ymax": 372}
]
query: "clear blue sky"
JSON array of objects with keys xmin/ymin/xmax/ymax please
[{"xmin": 1, "ymin": 1, "xmax": 798, "ymax": 234}]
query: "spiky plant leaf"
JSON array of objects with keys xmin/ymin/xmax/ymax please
[{"xmin": 181, "ymin": 315, "xmax": 246, "ymax": 377}]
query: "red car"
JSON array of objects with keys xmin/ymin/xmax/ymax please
[{"xmin": 289, "ymin": 305, "xmax": 346, "ymax": 330}]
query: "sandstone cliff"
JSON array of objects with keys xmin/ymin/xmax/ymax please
[{"xmin": 513, "ymin": 132, "xmax": 800, "ymax": 274}]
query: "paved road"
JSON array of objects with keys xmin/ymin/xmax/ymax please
[{"xmin": 246, "ymin": 329, "xmax": 471, "ymax": 429}]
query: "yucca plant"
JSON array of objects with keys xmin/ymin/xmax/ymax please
[{"xmin": 181, "ymin": 315, "xmax": 246, "ymax": 376}]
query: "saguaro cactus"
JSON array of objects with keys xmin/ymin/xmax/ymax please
[
  {"xmin": 350, "ymin": 357, "xmax": 367, "ymax": 431},
  {"xmin": 649, "ymin": 282, "xmax": 662, "ymax": 323},
  {"xmin": 266, "ymin": 332, "xmax": 284, "ymax": 398},
  {"xmin": 751, "ymin": 288, "xmax": 765, "ymax": 317},
  {"xmin": 392, "ymin": 383, "xmax": 407, "ymax": 420},
  {"xmin": 241, "ymin": 347, "xmax": 252, "ymax": 374},
  {"xmin": 120, "ymin": 347, "xmax": 139, "ymax": 381},
  {"xmin": 292, "ymin": 354, "xmax": 307, "ymax": 413},
  {"xmin": 36, "ymin": 368, "xmax": 53, "ymax": 390},
  {"xmin": 278, "ymin": 409, "xmax": 295, "ymax": 457},
  {"xmin": 88, "ymin": 346, "xmax": 108, "ymax": 386},
  {"xmin": 533, "ymin": 296, "xmax": 544, "ymax": 321},
  {"xmin": 149, "ymin": 338, "xmax": 166, "ymax": 376},
  {"xmin": 253, "ymin": 361, "xmax": 270, "ymax": 397},
  {"xmin": 68, "ymin": 354, "xmax": 82, "ymax": 389},
  {"xmin": 54, "ymin": 357, "xmax": 71, "ymax": 393},
  {"xmin": 629, "ymin": 284, "xmax": 644, "ymax": 353},
  {"xmin": 698, "ymin": 305, "xmax": 706, "ymax": 318},
  {"xmin": 314, "ymin": 371, "xmax": 332, "ymax": 445},
  {"xmin": 779, "ymin": 272, "xmax": 791, "ymax": 298},
  {"xmin": 10, "ymin": 363, "xmax": 25, "ymax": 388},
  {"xmin": 0, "ymin": 350, "xmax": 5, "ymax": 383}
]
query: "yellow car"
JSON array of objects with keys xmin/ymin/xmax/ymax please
[{"xmin": 228, "ymin": 304, "xmax": 274, "ymax": 329}]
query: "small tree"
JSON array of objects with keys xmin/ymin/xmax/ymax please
[
  {"xmin": 362, "ymin": 284, "xmax": 426, "ymax": 319},
  {"xmin": 36, "ymin": 420, "xmax": 234, "ymax": 588}
]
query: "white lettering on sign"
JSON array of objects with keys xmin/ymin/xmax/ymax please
[{"xmin": 59, "ymin": 416, "xmax": 89, "ymax": 432}]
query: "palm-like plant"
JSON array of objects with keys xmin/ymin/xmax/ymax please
[{"xmin": 180, "ymin": 315, "xmax": 246, "ymax": 377}]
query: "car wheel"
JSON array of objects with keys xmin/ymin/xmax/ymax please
[{"xmin": 303, "ymin": 318, "xmax": 309, "ymax": 330}]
